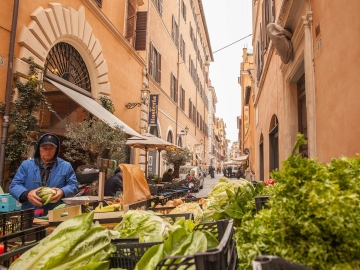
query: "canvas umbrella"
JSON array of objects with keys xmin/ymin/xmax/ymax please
[{"xmin": 125, "ymin": 133, "xmax": 180, "ymax": 178}]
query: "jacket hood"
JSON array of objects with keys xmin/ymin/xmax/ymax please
[{"xmin": 34, "ymin": 133, "xmax": 60, "ymax": 160}]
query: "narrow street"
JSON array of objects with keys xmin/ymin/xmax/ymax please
[{"xmin": 196, "ymin": 172, "xmax": 224, "ymax": 198}]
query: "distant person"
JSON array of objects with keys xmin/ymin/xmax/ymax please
[
  {"xmin": 236, "ymin": 166, "xmax": 245, "ymax": 179},
  {"xmin": 227, "ymin": 166, "xmax": 233, "ymax": 178},
  {"xmin": 162, "ymin": 168, "xmax": 174, "ymax": 182},
  {"xmin": 104, "ymin": 167, "xmax": 123, "ymax": 197},
  {"xmin": 223, "ymin": 168, "xmax": 227, "ymax": 177}
]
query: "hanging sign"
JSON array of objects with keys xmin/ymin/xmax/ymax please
[{"xmin": 148, "ymin": 94, "xmax": 159, "ymax": 126}]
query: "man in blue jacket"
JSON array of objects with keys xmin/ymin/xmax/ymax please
[{"xmin": 10, "ymin": 133, "xmax": 78, "ymax": 216}]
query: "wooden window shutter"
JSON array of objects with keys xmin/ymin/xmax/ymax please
[
  {"xmin": 157, "ymin": 53, "xmax": 161, "ymax": 84},
  {"xmin": 189, "ymin": 99, "xmax": 192, "ymax": 118},
  {"xmin": 94, "ymin": 0, "xmax": 102, "ymax": 8},
  {"xmin": 159, "ymin": 0, "xmax": 163, "ymax": 15},
  {"xmin": 135, "ymin": 12, "xmax": 147, "ymax": 50},
  {"xmin": 263, "ymin": 0, "xmax": 269, "ymax": 49},
  {"xmin": 175, "ymin": 78, "xmax": 178, "ymax": 103},
  {"xmin": 126, "ymin": 0, "xmax": 136, "ymax": 44},
  {"xmin": 183, "ymin": 1, "xmax": 187, "ymax": 21},
  {"xmin": 172, "ymin": 15, "xmax": 176, "ymax": 41},
  {"xmin": 256, "ymin": 41, "xmax": 260, "ymax": 82},
  {"xmin": 182, "ymin": 88, "xmax": 185, "ymax": 110},
  {"xmin": 180, "ymin": 34, "xmax": 183, "ymax": 56},
  {"xmin": 149, "ymin": 43, "xmax": 153, "ymax": 77},
  {"xmin": 270, "ymin": 0, "xmax": 275, "ymax": 23}
]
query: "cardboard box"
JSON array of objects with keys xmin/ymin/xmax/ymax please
[{"xmin": 48, "ymin": 205, "xmax": 82, "ymax": 222}]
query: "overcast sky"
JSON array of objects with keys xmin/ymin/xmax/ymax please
[{"xmin": 202, "ymin": 1, "xmax": 253, "ymax": 146}]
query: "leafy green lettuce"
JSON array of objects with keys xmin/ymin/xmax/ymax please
[
  {"xmin": 10, "ymin": 212, "xmax": 119, "ymax": 270},
  {"xmin": 113, "ymin": 210, "xmax": 178, "ymax": 242}
]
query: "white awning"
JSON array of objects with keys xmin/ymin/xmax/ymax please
[
  {"xmin": 46, "ymin": 78, "xmax": 141, "ymax": 137},
  {"xmin": 231, "ymin": 155, "xmax": 249, "ymax": 162}
]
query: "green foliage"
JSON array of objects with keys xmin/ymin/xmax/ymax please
[
  {"xmin": 62, "ymin": 119, "xmax": 126, "ymax": 165},
  {"xmin": 235, "ymin": 134, "xmax": 360, "ymax": 270},
  {"xmin": 162, "ymin": 147, "xmax": 192, "ymax": 178},
  {"xmin": 5, "ymin": 57, "xmax": 52, "ymax": 176},
  {"xmin": 98, "ymin": 95, "xmax": 115, "ymax": 114}
]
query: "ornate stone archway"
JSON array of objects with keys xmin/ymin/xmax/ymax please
[{"xmin": 16, "ymin": 3, "xmax": 110, "ymax": 96}]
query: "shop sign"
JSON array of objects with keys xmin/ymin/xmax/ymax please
[{"xmin": 148, "ymin": 94, "xmax": 159, "ymax": 126}]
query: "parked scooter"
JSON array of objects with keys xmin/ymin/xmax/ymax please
[{"xmin": 74, "ymin": 165, "xmax": 99, "ymax": 197}]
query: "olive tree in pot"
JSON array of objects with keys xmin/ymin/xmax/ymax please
[
  {"xmin": 162, "ymin": 147, "xmax": 192, "ymax": 178},
  {"xmin": 62, "ymin": 96, "xmax": 127, "ymax": 195}
]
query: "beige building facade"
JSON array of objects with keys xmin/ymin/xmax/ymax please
[
  {"xmin": 0, "ymin": 0, "xmax": 214, "ymax": 180},
  {"xmin": 252, "ymin": 0, "xmax": 360, "ymax": 181}
]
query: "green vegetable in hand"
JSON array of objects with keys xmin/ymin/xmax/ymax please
[{"xmin": 37, "ymin": 187, "xmax": 56, "ymax": 205}]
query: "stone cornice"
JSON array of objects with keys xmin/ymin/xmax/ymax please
[{"xmin": 81, "ymin": 0, "xmax": 146, "ymax": 67}]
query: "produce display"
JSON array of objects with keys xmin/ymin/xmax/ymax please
[
  {"xmin": 235, "ymin": 134, "xmax": 360, "ymax": 270},
  {"xmin": 113, "ymin": 210, "xmax": 178, "ymax": 242},
  {"xmin": 169, "ymin": 202, "xmax": 204, "ymax": 224},
  {"xmin": 134, "ymin": 221, "xmax": 219, "ymax": 270},
  {"xmin": 9, "ymin": 211, "xmax": 119, "ymax": 270}
]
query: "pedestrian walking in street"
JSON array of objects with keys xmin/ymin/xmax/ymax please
[
  {"xmin": 227, "ymin": 166, "xmax": 232, "ymax": 179},
  {"xmin": 9, "ymin": 133, "xmax": 78, "ymax": 216}
]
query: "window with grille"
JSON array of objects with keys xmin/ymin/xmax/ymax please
[
  {"xmin": 149, "ymin": 43, "xmax": 161, "ymax": 83},
  {"xmin": 180, "ymin": 86, "xmax": 185, "ymax": 111},
  {"xmin": 170, "ymin": 73, "xmax": 178, "ymax": 102},
  {"xmin": 181, "ymin": 0, "xmax": 186, "ymax": 22},
  {"xmin": 152, "ymin": 0, "xmax": 163, "ymax": 15},
  {"xmin": 172, "ymin": 15, "xmax": 179, "ymax": 48}
]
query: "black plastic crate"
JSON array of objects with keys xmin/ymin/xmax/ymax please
[
  {"xmin": 0, "ymin": 225, "xmax": 47, "ymax": 267},
  {"xmin": 255, "ymin": 196, "xmax": 272, "ymax": 212},
  {"xmin": 155, "ymin": 219, "xmax": 237, "ymax": 270},
  {"xmin": 110, "ymin": 219, "xmax": 236, "ymax": 270},
  {"xmin": 252, "ymin": 255, "xmax": 309, "ymax": 270},
  {"xmin": 0, "ymin": 209, "xmax": 35, "ymax": 237}
]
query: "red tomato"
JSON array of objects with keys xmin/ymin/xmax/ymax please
[{"xmin": 268, "ymin": 179, "xmax": 275, "ymax": 185}]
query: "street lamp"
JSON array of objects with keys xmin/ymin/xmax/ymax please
[
  {"xmin": 125, "ymin": 87, "xmax": 150, "ymax": 109},
  {"xmin": 177, "ymin": 125, "xmax": 189, "ymax": 137}
]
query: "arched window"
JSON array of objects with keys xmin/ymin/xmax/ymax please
[
  {"xmin": 45, "ymin": 42, "xmax": 91, "ymax": 92},
  {"xmin": 269, "ymin": 115, "xmax": 279, "ymax": 173},
  {"xmin": 177, "ymin": 136, "xmax": 183, "ymax": 148},
  {"xmin": 149, "ymin": 126, "xmax": 159, "ymax": 137},
  {"xmin": 259, "ymin": 133, "xmax": 264, "ymax": 181},
  {"xmin": 167, "ymin": 130, "xmax": 173, "ymax": 143}
]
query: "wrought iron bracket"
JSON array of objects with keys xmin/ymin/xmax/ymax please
[{"xmin": 125, "ymin": 101, "xmax": 144, "ymax": 109}]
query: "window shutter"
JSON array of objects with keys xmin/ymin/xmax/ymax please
[
  {"xmin": 264, "ymin": 0, "xmax": 269, "ymax": 49},
  {"xmin": 175, "ymin": 78, "xmax": 178, "ymax": 102},
  {"xmin": 271, "ymin": 0, "xmax": 275, "ymax": 22},
  {"xmin": 183, "ymin": 1, "xmax": 187, "ymax": 21},
  {"xmin": 126, "ymin": 0, "xmax": 136, "ymax": 44},
  {"xmin": 180, "ymin": 34, "xmax": 183, "ymax": 57},
  {"xmin": 94, "ymin": 0, "xmax": 102, "ymax": 8},
  {"xmin": 149, "ymin": 43, "xmax": 153, "ymax": 77},
  {"xmin": 135, "ymin": 12, "xmax": 147, "ymax": 50},
  {"xmin": 157, "ymin": 53, "xmax": 161, "ymax": 84},
  {"xmin": 159, "ymin": 0, "xmax": 163, "ymax": 15},
  {"xmin": 172, "ymin": 15, "xmax": 176, "ymax": 41},
  {"xmin": 182, "ymin": 89, "xmax": 185, "ymax": 110},
  {"xmin": 189, "ymin": 99, "xmax": 192, "ymax": 118},
  {"xmin": 182, "ymin": 39, "xmax": 186, "ymax": 60},
  {"xmin": 256, "ymin": 41, "xmax": 260, "ymax": 82}
]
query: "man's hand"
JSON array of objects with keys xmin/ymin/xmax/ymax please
[
  {"xmin": 27, "ymin": 188, "xmax": 43, "ymax": 207},
  {"xmin": 50, "ymin": 188, "xmax": 64, "ymax": 203}
]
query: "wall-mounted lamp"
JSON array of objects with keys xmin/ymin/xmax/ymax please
[
  {"xmin": 125, "ymin": 87, "xmax": 150, "ymax": 109},
  {"xmin": 177, "ymin": 125, "xmax": 189, "ymax": 137}
]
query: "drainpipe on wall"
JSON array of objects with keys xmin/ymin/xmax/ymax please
[{"xmin": 0, "ymin": 0, "xmax": 20, "ymax": 188}]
